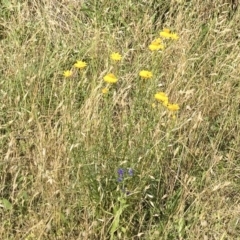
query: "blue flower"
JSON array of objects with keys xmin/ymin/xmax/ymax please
[
  {"xmin": 117, "ymin": 168, "xmax": 124, "ymax": 178},
  {"xmin": 117, "ymin": 168, "xmax": 133, "ymax": 183},
  {"xmin": 117, "ymin": 177, "xmax": 123, "ymax": 182}
]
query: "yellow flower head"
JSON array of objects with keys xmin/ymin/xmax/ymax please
[
  {"xmin": 110, "ymin": 52, "xmax": 122, "ymax": 61},
  {"xmin": 167, "ymin": 103, "xmax": 180, "ymax": 111},
  {"xmin": 160, "ymin": 31, "xmax": 172, "ymax": 39},
  {"xmin": 152, "ymin": 38, "xmax": 162, "ymax": 44},
  {"xmin": 160, "ymin": 29, "xmax": 179, "ymax": 40},
  {"xmin": 139, "ymin": 70, "xmax": 153, "ymax": 79},
  {"xmin": 63, "ymin": 70, "xmax": 73, "ymax": 78},
  {"xmin": 162, "ymin": 100, "xmax": 169, "ymax": 107},
  {"xmin": 163, "ymin": 28, "xmax": 171, "ymax": 33},
  {"xmin": 74, "ymin": 60, "xmax": 87, "ymax": 69},
  {"xmin": 103, "ymin": 73, "xmax": 118, "ymax": 84},
  {"xmin": 102, "ymin": 88, "xmax": 109, "ymax": 94},
  {"xmin": 154, "ymin": 92, "xmax": 168, "ymax": 104},
  {"xmin": 149, "ymin": 38, "xmax": 164, "ymax": 51},
  {"xmin": 170, "ymin": 33, "xmax": 179, "ymax": 40}
]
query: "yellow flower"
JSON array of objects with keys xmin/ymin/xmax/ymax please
[
  {"xmin": 139, "ymin": 70, "xmax": 153, "ymax": 79},
  {"xmin": 74, "ymin": 60, "xmax": 87, "ymax": 69},
  {"xmin": 160, "ymin": 30, "xmax": 172, "ymax": 39},
  {"xmin": 102, "ymin": 88, "xmax": 109, "ymax": 94},
  {"xmin": 110, "ymin": 52, "xmax": 122, "ymax": 61},
  {"xmin": 163, "ymin": 28, "xmax": 171, "ymax": 33},
  {"xmin": 162, "ymin": 100, "xmax": 169, "ymax": 107},
  {"xmin": 103, "ymin": 73, "xmax": 118, "ymax": 84},
  {"xmin": 154, "ymin": 92, "xmax": 168, "ymax": 104},
  {"xmin": 167, "ymin": 103, "xmax": 180, "ymax": 111},
  {"xmin": 149, "ymin": 38, "xmax": 164, "ymax": 51},
  {"xmin": 160, "ymin": 29, "xmax": 179, "ymax": 40},
  {"xmin": 63, "ymin": 70, "xmax": 73, "ymax": 78},
  {"xmin": 170, "ymin": 33, "xmax": 179, "ymax": 40}
]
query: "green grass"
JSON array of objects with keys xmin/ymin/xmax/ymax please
[{"xmin": 1, "ymin": 0, "xmax": 240, "ymax": 239}]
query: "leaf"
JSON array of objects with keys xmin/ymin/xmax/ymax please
[
  {"xmin": 110, "ymin": 202, "xmax": 129, "ymax": 240},
  {"xmin": 2, "ymin": 0, "xmax": 12, "ymax": 9},
  {"xmin": 1, "ymin": 198, "xmax": 12, "ymax": 210}
]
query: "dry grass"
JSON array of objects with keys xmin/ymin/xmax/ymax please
[{"xmin": 0, "ymin": 0, "xmax": 240, "ymax": 239}]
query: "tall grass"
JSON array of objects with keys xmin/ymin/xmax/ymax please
[{"xmin": 0, "ymin": 0, "xmax": 240, "ymax": 239}]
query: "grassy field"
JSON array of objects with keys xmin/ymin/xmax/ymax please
[{"xmin": 1, "ymin": 0, "xmax": 240, "ymax": 239}]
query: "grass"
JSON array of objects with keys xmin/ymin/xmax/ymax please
[{"xmin": 0, "ymin": 0, "xmax": 240, "ymax": 239}]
